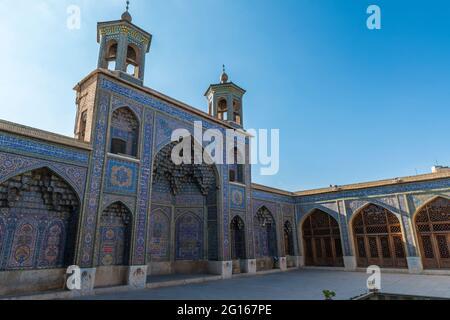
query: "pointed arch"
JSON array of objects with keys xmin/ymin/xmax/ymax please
[
  {"xmin": 154, "ymin": 136, "xmax": 222, "ymax": 183},
  {"xmin": 0, "ymin": 163, "xmax": 84, "ymax": 203},
  {"xmin": 0, "ymin": 167, "xmax": 80, "ymax": 271},
  {"xmin": 102, "ymin": 198, "xmax": 135, "ymax": 216},
  {"xmin": 350, "ymin": 200, "xmax": 401, "ymax": 225},
  {"xmin": 413, "ymin": 195, "xmax": 450, "ymax": 221},
  {"xmin": 301, "ymin": 209, "xmax": 343, "ymax": 267},
  {"xmin": 299, "ymin": 206, "xmax": 340, "ymax": 229},
  {"xmin": 97, "ymin": 201, "xmax": 132, "ymax": 266},
  {"xmin": 414, "ymin": 196, "xmax": 450, "ymax": 269},
  {"xmin": 351, "ymin": 203, "xmax": 407, "ymax": 268}
]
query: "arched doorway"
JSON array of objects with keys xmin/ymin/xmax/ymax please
[
  {"xmin": 230, "ymin": 216, "xmax": 246, "ymax": 274},
  {"xmin": 415, "ymin": 197, "xmax": 450, "ymax": 269},
  {"xmin": 0, "ymin": 168, "xmax": 80, "ymax": 271},
  {"xmin": 254, "ymin": 206, "xmax": 277, "ymax": 271},
  {"xmin": 302, "ymin": 210, "xmax": 343, "ymax": 267},
  {"xmin": 353, "ymin": 204, "xmax": 407, "ymax": 268},
  {"xmin": 98, "ymin": 202, "xmax": 132, "ymax": 266}
]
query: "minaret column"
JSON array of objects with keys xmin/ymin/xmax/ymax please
[
  {"xmin": 97, "ymin": 36, "xmax": 107, "ymax": 69},
  {"xmin": 227, "ymin": 93, "xmax": 233, "ymax": 122},
  {"xmin": 115, "ymin": 34, "xmax": 128, "ymax": 72}
]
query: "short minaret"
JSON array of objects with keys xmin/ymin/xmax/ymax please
[
  {"xmin": 205, "ymin": 66, "xmax": 246, "ymax": 128},
  {"xmin": 97, "ymin": 1, "xmax": 152, "ymax": 86}
]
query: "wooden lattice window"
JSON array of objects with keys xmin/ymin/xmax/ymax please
[
  {"xmin": 352, "ymin": 204, "xmax": 406, "ymax": 268},
  {"xmin": 415, "ymin": 197, "xmax": 450, "ymax": 269},
  {"xmin": 302, "ymin": 210, "xmax": 343, "ymax": 267}
]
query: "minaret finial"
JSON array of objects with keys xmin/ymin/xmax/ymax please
[
  {"xmin": 220, "ymin": 64, "xmax": 229, "ymax": 83},
  {"xmin": 122, "ymin": 0, "xmax": 132, "ymax": 22}
]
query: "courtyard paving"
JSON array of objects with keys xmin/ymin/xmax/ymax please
[{"xmin": 78, "ymin": 269, "xmax": 450, "ymax": 300}]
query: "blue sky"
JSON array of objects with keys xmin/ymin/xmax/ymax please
[{"xmin": 0, "ymin": 0, "xmax": 449, "ymax": 192}]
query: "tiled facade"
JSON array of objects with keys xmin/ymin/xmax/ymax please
[{"xmin": 0, "ymin": 10, "xmax": 450, "ymax": 296}]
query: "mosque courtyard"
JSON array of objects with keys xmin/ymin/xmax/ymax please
[{"xmin": 77, "ymin": 269, "xmax": 450, "ymax": 300}]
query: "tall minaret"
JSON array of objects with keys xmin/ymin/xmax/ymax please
[
  {"xmin": 204, "ymin": 66, "xmax": 246, "ymax": 128},
  {"xmin": 96, "ymin": 1, "xmax": 152, "ymax": 86}
]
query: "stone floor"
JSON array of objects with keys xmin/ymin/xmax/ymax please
[
  {"xmin": 147, "ymin": 273, "xmax": 215, "ymax": 283},
  {"xmin": 78, "ymin": 269, "xmax": 450, "ymax": 300}
]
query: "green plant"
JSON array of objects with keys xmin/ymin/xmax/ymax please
[{"xmin": 323, "ymin": 290, "xmax": 336, "ymax": 300}]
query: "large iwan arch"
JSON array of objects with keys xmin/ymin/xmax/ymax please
[
  {"xmin": 414, "ymin": 196, "xmax": 450, "ymax": 269},
  {"xmin": 0, "ymin": 168, "xmax": 80, "ymax": 271},
  {"xmin": 148, "ymin": 139, "xmax": 220, "ymax": 275},
  {"xmin": 352, "ymin": 204, "xmax": 407, "ymax": 268},
  {"xmin": 302, "ymin": 209, "xmax": 344, "ymax": 267}
]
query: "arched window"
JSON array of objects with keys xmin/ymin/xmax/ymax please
[
  {"xmin": 78, "ymin": 111, "xmax": 87, "ymax": 142},
  {"xmin": 106, "ymin": 41, "xmax": 118, "ymax": 70},
  {"xmin": 109, "ymin": 107, "xmax": 139, "ymax": 158},
  {"xmin": 233, "ymin": 99, "xmax": 242, "ymax": 125},
  {"xmin": 98, "ymin": 202, "xmax": 132, "ymax": 266},
  {"xmin": 217, "ymin": 99, "xmax": 228, "ymax": 121},
  {"xmin": 284, "ymin": 221, "xmax": 294, "ymax": 256},
  {"xmin": 229, "ymin": 147, "xmax": 245, "ymax": 184},
  {"xmin": 126, "ymin": 45, "xmax": 139, "ymax": 77}
]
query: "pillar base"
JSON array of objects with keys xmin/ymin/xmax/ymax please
[
  {"xmin": 343, "ymin": 256, "xmax": 357, "ymax": 271},
  {"xmin": 128, "ymin": 265, "xmax": 148, "ymax": 289},
  {"xmin": 240, "ymin": 259, "xmax": 257, "ymax": 274},
  {"xmin": 294, "ymin": 256, "xmax": 305, "ymax": 268},
  {"xmin": 80, "ymin": 268, "xmax": 96, "ymax": 294},
  {"xmin": 407, "ymin": 257, "xmax": 423, "ymax": 274},
  {"xmin": 208, "ymin": 261, "xmax": 233, "ymax": 279},
  {"xmin": 277, "ymin": 257, "xmax": 287, "ymax": 271}
]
